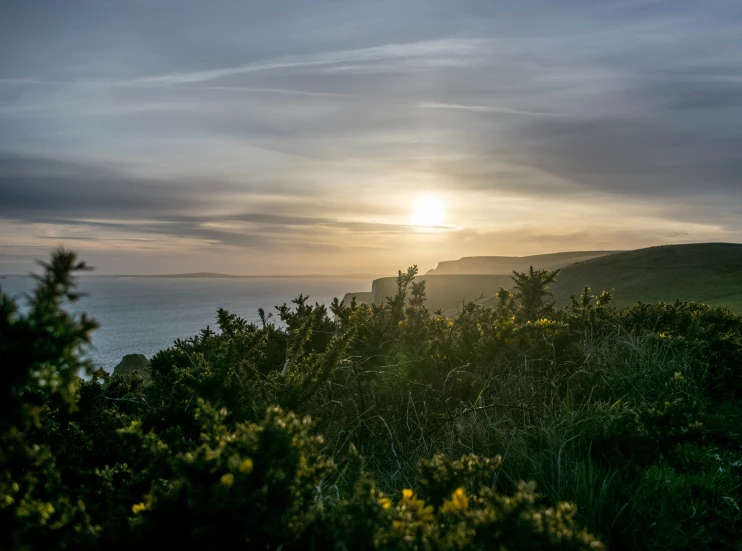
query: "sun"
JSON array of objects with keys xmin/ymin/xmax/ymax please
[{"xmin": 411, "ymin": 196, "xmax": 445, "ymax": 227}]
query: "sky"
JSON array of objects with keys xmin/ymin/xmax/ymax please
[{"xmin": 1, "ymin": 0, "xmax": 741, "ymax": 275}]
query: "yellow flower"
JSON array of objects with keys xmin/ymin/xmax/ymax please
[
  {"xmin": 39, "ymin": 503, "xmax": 55, "ymax": 520},
  {"xmin": 379, "ymin": 497, "xmax": 392, "ymax": 510},
  {"xmin": 442, "ymin": 487, "xmax": 469, "ymax": 513},
  {"xmin": 131, "ymin": 502, "xmax": 146, "ymax": 515},
  {"xmin": 451, "ymin": 487, "xmax": 468, "ymax": 509},
  {"xmin": 402, "ymin": 488, "xmax": 414, "ymax": 500},
  {"xmin": 240, "ymin": 458, "xmax": 254, "ymax": 474},
  {"xmin": 416, "ymin": 502, "xmax": 435, "ymax": 522},
  {"xmin": 220, "ymin": 473, "xmax": 235, "ymax": 487}
]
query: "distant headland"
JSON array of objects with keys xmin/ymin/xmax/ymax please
[{"xmin": 115, "ymin": 272, "xmax": 384, "ymax": 279}]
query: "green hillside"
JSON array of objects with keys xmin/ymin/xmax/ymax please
[
  {"xmin": 426, "ymin": 250, "xmax": 621, "ymax": 275},
  {"xmin": 548, "ymin": 243, "xmax": 742, "ymax": 312},
  {"xmin": 364, "ymin": 243, "xmax": 742, "ymax": 315}
]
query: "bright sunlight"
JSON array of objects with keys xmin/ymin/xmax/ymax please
[{"xmin": 411, "ymin": 196, "xmax": 445, "ymax": 227}]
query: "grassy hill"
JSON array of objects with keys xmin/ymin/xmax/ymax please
[
  {"xmin": 546, "ymin": 243, "xmax": 742, "ymax": 311},
  {"xmin": 364, "ymin": 243, "xmax": 742, "ymax": 315},
  {"xmin": 426, "ymin": 250, "xmax": 620, "ymax": 275}
]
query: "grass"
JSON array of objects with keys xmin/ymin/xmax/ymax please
[
  {"xmin": 552, "ymin": 243, "xmax": 742, "ymax": 311},
  {"xmin": 311, "ymin": 322, "xmax": 741, "ymax": 548}
]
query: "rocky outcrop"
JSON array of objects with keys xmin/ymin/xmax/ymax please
[{"xmin": 113, "ymin": 354, "xmax": 150, "ymax": 377}]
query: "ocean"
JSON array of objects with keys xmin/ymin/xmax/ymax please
[{"xmin": 0, "ymin": 276, "xmax": 371, "ymax": 372}]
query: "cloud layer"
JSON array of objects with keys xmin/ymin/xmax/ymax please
[{"xmin": 1, "ymin": 0, "xmax": 741, "ymax": 273}]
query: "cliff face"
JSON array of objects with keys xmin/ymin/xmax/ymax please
[{"xmin": 427, "ymin": 251, "xmax": 621, "ymax": 275}]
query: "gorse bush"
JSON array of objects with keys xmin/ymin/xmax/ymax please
[{"xmin": 2, "ymin": 250, "xmax": 741, "ymax": 550}]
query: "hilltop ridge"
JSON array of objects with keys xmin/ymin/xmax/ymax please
[
  {"xmin": 545, "ymin": 242, "xmax": 742, "ymax": 310},
  {"xmin": 426, "ymin": 250, "xmax": 621, "ymax": 275}
]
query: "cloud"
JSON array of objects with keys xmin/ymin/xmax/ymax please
[
  {"xmin": 506, "ymin": 117, "xmax": 742, "ymax": 198},
  {"xmin": 416, "ymin": 101, "xmax": 566, "ymax": 118},
  {"xmin": 331, "ymin": 221, "xmax": 456, "ymax": 233},
  {"xmin": 2, "ymin": 0, "xmax": 742, "ymax": 274},
  {"xmin": 0, "ymin": 78, "xmax": 346, "ymax": 99},
  {"xmin": 0, "ymin": 153, "xmax": 451, "ymax": 252},
  {"xmin": 0, "ymin": 153, "xmax": 224, "ymax": 218},
  {"xmin": 127, "ymin": 39, "xmax": 488, "ymax": 85}
]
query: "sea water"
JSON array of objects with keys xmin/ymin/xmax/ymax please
[{"xmin": 0, "ymin": 276, "xmax": 370, "ymax": 372}]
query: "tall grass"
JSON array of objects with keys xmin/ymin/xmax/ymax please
[{"xmin": 312, "ymin": 322, "xmax": 739, "ymax": 547}]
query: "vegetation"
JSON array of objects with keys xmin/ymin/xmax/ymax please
[
  {"xmin": 551, "ymin": 243, "xmax": 742, "ymax": 312},
  {"xmin": 372, "ymin": 243, "xmax": 742, "ymax": 315},
  {"xmin": 2, "ymin": 249, "xmax": 742, "ymax": 550}
]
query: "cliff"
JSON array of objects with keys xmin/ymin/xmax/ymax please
[{"xmin": 427, "ymin": 251, "xmax": 620, "ymax": 275}]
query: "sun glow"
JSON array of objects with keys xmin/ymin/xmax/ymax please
[{"xmin": 411, "ymin": 196, "xmax": 445, "ymax": 227}]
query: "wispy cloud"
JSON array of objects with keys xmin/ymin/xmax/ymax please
[
  {"xmin": 0, "ymin": 78, "xmax": 343, "ymax": 98},
  {"xmin": 128, "ymin": 39, "xmax": 488, "ymax": 85},
  {"xmin": 168, "ymin": 85, "xmax": 343, "ymax": 97},
  {"xmin": 416, "ymin": 101, "xmax": 566, "ymax": 117},
  {"xmin": 0, "ymin": 78, "xmax": 50, "ymax": 85}
]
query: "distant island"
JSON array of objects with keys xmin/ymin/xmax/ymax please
[{"xmin": 116, "ymin": 272, "xmax": 385, "ymax": 279}]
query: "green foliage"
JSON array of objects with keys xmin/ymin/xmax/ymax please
[
  {"xmin": 0, "ymin": 249, "xmax": 97, "ymax": 428},
  {"xmin": 0, "ymin": 250, "xmax": 99, "ymax": 550},
  {"xmin": 128, "ymin": 403, "xmax": 336, "ymax": 549},
  {"xmin": 512, "ymin": 266, "xmax": 561, "ymax": 321},
  {"xmin": 591, "ymin": 371, "xmax": 704, "ymax": 465},
  {"xmin": 3, "ymin": 249, "xmax": 742, "ymax": 550}
]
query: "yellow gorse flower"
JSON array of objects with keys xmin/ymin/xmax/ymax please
[
  {"xmin": 451, "ymin": 487, "xmax": 468, "ymax": 509},
  {"xmin": 442, "ymin": 487, "xmax": 469, "ymax": 513},
  {"xmin": 220, "ymin": 473, "xmax": 235, "ymax": 487},
  {"xmin": 379, "ymin": 497, "xmax": 392, "ymax": 510},
  {"xmin": 131, "ymin": 494, "xmax": 152, "ymax": 515},
  {"xmin": 240, "ymin": 458, "xmax": 254, "ymax": 474},
  {"xmin": 394, "ymin": 488, "xmax": 434, "ymax": 525}
]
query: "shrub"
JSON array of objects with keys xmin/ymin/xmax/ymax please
[{"xmin": 5, "ymin": 249, "xmax": 742, "ymax": 550}]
